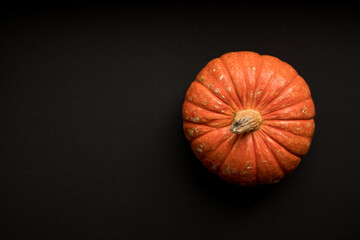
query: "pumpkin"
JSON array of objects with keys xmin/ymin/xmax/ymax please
[{"xmin": 182, "ymin": 51, "xmax": 315, "ymax": 186}]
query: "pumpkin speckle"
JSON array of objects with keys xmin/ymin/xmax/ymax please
[
  {"xmin": 214, "ymin": 88, "xmax": 219, "ymax": 93},
  {"xmin": 276, "ymin": 95, "xmax": 283, "ymax": 103},
  {"xmin": 192, "ymin": 116, "xmax": 200, "ymax": 122},
  {"xmin": 187, "ymin": 129, "xmax": 194, "ymax": 136},
  {"xmin": 302, "ymin": 106, "xmax": 308, "ymax": 115},
  {"xmin": 220, "ymin": 75, "xmax": 224, "ymax": 80},
  {"xmin": 223, "ymin": 164, "xmax": 231, "ymax": 175}
]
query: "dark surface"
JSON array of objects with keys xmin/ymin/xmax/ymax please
[{"xmin": 1, "ymin": 3, "xmax": 360, "ymax": 240}]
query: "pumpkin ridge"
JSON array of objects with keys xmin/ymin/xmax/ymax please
[
  {"xmin": 258, "ymin": 74, "xmax": 299, "ymax": 112},
  {"xmin": 195, "ymin": 75, "xmax": 237, "ymax": 112},
  {"xmin": 183, "ymin": 122, "xmax": 215, "ymax": 142},
  {"xmin": 261, "ymin": 124, "xmax": 311, "ymax": 141},
  {"xmin": 194, "ymin": 128, "xmax": 236, "ymax": 161},
  {"xmin": 218, "ymin": 134, "xmax": 241, "ymax": 177},
  {"xmin": 217, "ymin": 58, "xmax": 244, "ymax": 110},
  {"xmin": 183, "ymin": 119, "xmax": 232, "ymax": 128},
  {"xmin": 252, "ymin": 57, "xmax": 282, "ymax": 109},
  {"xmin": 191, "ymin": 81, "xmax": 237, "ymax": 113},
  {"xmin": 260, "ymin": 75, "xmax": 307, "ymax": 114},
  {"xmin": 250, "ymin": 55, "xmax": 263, "ymax": 109},
  {"xmin": 205, "ymin": 134, "xmax": 238, "ymax": 174},
  {"xmin": 219, "ymin": 55, "xmax": 247, "ymax": 109},
  {"xmin": 255, "ymin": 131, "xmax": 285, "ymax": 175},
  {"xmin": 187, "ymin": 81, "xmax": 236, "ymax": 113},
  {"xmin": 261, "ymin": 96, "xmax": 311, "ymax": 116},
  {"xmin": 262, "ymin": 98, "xmax": 315, "ymax": 121},
  {"xmin": 262, "ymin": 119, "xmax": 314, "ymax": 138},
  {"xmin": 259, "ymin": 128, "xmax": 304, "ymax": 157},
  {"xmin": 184, "ymin": 125, "xmax": 216, "ymax": 142},
  {"xmin": 259, "ymin": 129, "xmax": 300, "ymax": 157},
  {"xmin": 183, "ymin": 100, "xmax": 233, "ymax": 123},
  {"xmin": 262, "ymin": 119, "xmax": 314, "ymax": 122},
  {"xmin": 258, "ymin": 130, "xmax": 301, "ymax": 174},
  {"xmin": 250, "ymin": 133, "xmax": 258, "ymax": 185},
  {"xmin": 188, "ymin": 125, "xmax": 228, "ymax": 143},
  {"xmin": 184, "ymin": 99, "xmax": 234, "ymax": 117}
]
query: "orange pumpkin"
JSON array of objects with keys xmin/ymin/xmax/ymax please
[{"xmin": 182, "ymin": 51, "xmax": 315, "ymax": 186}]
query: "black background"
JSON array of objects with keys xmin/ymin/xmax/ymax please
[{"xmin": 1, "ymin": 2, "xmax": 360, "ymax": 240}]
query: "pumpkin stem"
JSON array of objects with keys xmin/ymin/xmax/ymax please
[{"xmin": 230, "ymin": 109, "xmax": 263, "ymax": 134}]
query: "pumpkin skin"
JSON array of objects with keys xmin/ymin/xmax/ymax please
[{"xmin": 182, "ymin": 51, "xmax": 315, "ymax": 186}]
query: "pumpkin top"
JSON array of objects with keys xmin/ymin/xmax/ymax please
[{"xmin": 182, "ymin": 51, "xmax": 315, "ymax": 186}]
